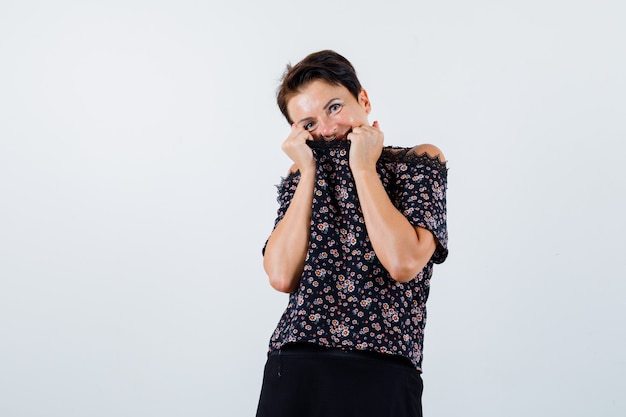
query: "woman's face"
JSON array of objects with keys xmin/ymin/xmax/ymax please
[{"xmin": 286, "ymin": 80, "xmax": 371, "ymax": 140}]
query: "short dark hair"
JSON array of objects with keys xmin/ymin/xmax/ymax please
[{"xmin": 276, "ymin": 50, "xmax": 362, "ymax": 124}]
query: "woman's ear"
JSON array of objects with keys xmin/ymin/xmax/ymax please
[{"xmin": 358, "ymin": 89, "xmax": 372, "ymax": 114}]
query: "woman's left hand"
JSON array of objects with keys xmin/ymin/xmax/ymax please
[{"xmin": 348, "ymin": 120, "xmax": 384, "ymax": 173}]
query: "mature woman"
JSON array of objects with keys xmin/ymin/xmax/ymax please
[{"xmin": 256, "ymin": 50, "xmax": 448, "ymax": 417}]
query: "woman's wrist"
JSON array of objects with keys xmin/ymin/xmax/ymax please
[{"xmin": 297, "ymin": 161, "xmax": 317, "ymax": 177}]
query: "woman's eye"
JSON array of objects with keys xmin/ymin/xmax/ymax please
[
  {"xmin": 304, "ymin": 122, "xmax": 315, "ymax": 131},
  {"xmin": 329, "ymin": 103, "xmax": 342, "ymax": 113}
]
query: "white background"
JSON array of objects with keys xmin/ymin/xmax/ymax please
[{"xmin": 1, "ymin": 1, "xmax": 625, "ymax": 416}]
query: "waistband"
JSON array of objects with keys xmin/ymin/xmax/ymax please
[{"xmin": 270, "ymin": 342, "xmax": 414, "ymax": 369}]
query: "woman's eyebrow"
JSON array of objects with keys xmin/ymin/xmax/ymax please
[{"xmin": 323, "ymin": 98, "xmax": 341, "ymax": 110}]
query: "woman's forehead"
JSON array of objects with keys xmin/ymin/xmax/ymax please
[{"xmin": 287, "ymin": 81, "xmax": 351, "ymax": 118}]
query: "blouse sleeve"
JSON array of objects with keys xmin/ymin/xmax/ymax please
[
  {"xmin": 262, "ymin": 171, "xmax": 301, "ymax": 255},
  {"xmin": 393, "ymin": 155, "xmax": 448, "ymax": 264}
]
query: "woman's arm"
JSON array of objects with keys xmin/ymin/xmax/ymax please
[
  {"xmin": 349, "ymin": 123, "xmax": 444, "ymax": 282},
  {"xmin": 352, "ymin": 168, "xmax": 438, "ymax": 283},
  {"xmin": 263, "ymin": 167, "xmax": 315, "ymax": 293},
  {"xmin": 263, "ymin": 125, "xmax": 317, "ymax": 293}
]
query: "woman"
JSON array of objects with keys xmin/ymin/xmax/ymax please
[{"xmin": 256, "ymin": 50, "xmax": 448, "ymax": 417}]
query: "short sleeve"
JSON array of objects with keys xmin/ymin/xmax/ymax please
[
  {"xmin": 262, "ymin": 171, "xmax": 301, "ymax": 255},
  {"xmin": 394, "ymin": 156, "xmax": 448, "ymax": 264}
]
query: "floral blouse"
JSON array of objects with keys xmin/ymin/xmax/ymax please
[{"xmin": 265, "ymin": 139, "xmax": 448, "ymax": 371}]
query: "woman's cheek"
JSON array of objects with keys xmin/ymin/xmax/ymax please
[{"xmin": 344, "ymin": 115, "xmax": 360, "ymax": 128}]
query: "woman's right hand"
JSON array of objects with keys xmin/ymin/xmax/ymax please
[{"xmin": 281, "ymin": 124, "xmax": 315, "ymax": 173}]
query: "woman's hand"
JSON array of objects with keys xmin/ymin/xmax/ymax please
[
  {"xmin": 282, "ymin": 124, "xmax": 316, "ymax": 173},
  {"xmin": 348, "ymin": 120, "xmax": 384, "ymax": 173}
]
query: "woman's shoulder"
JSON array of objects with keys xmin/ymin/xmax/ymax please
[
  {"xmin": 287, "ymin": 163, "xmax": 298, "ymax": 176},
  {"xmin": 381, "ymin": 143, "xmax": 446, "ymax": 166},
  {"xmin": 408, "ymin": 143, "xmax": 446, "ymax": 163}
]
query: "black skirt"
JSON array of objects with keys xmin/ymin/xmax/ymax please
[{"xmin": 256, "ymin": 343, "xmax": 423, "ymax": 417}]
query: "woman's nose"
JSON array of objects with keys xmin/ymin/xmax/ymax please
[{"xmin": 319, "ymin": 119, "xmax": 337, "ymax": 139}]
